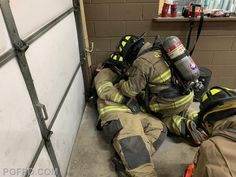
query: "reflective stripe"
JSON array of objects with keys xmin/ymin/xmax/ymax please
[
  {"xmin": 172, "ymin": 116, "xmax": 184, "ymax": 136},
  {"xmin": 97, "ymin": 82, "xmax": 113, "ymax": 95},
  {"xmin": 125, "ymin": 36, "xmax": 131, "ymax": 40},
  {"xmin": 123, "ymin": 82, "xmax": 138, "ymax": 97},
  {"xmin": 119, "ymin": 46, "xmax": 122, "ymax": 52},
  {"xmin": 99, "ymin": 105, "xmax": 131, "ymax": 117},
  {"xmin": 114, "ymin": 93, "xmax": 120, "ymax": 103},
  {"xmin": 119, "ymin": 56, "xmax": 123, "ymax": 62},
  {"xmin": 122, "ymin": 41, "xmax": 127, "ymax": 47},
  {"xmin": 113, "ymin": 55, "xmax": 118, "ymax": 60},
  {"xmin": 154, "ymin": 50, "xmax": 162, "ymax": 58},
  {"xmin": 150, "ymin": 92, "xmax": 194, "ymax": 112},
  {"xmin": 187, "ymin": 111, "xmax": 198, "ymax": 120},
  {"xmin": 118, "ymin": 94, "xmax": 124, "ymax": 103},
  {"xmin": 203, "ymin": 102, "xmax": 236, "ymax": 121},
  {"xmin": 114, "ymin": 92, "xmax": 124, "ymax": 103},
  {"xmin": 152, "ymin": 69, "xmax": 171, "ymax": 83}
]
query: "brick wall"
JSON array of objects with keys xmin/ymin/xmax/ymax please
[{"xmin": 84, "ymin": 0, "xmax": 236, "ymax": 88}]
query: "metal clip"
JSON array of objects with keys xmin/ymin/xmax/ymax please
[{"xmin": 36, "ymin": 103, "xmax": 49, "ymax": 121}]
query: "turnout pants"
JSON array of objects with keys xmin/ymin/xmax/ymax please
[
  {"xmin": 149, "ymin": 92, "xmax": 197, "ymax": 136},
  {"xmin": 101, "ymin": 112, "xmax": 166, "ymax": 177}
]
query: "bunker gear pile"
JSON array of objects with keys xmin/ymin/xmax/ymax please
[
  {"xmin": 95, "ymin": 68, "xmax": 167, "ymax": 177},
  {"xmin": 118, "ymin": 42, "xmax": 206, "ymax": 145},
  {"xmin": 185, "ymin": 87, "xmax": 236, "ymax": 177},
  {"xmin": 192, "ymin": 114, "xmax": 236, "ymax": 177}
]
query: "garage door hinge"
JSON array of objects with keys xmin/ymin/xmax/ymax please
[{"xmin": 14, "ymin": 40, "xmax": 29, "ymax": 53}]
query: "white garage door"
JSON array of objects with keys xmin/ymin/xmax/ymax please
[{"xmin": 0, "ymin": 0, "xmax": 85, "ymax": 177}]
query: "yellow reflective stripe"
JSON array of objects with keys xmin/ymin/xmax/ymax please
[
  {"xmin": 119, "ymin": 46, "xmax": 122, "ymax": 52},
  {"xmin": 189, "ymin": 111, "xmax": 197, "ymax": 118},
  {"xmin": 172, "ymin": 116, "xmax": 183, "ymax": 135},
  {"xmin": 99, "ymin": 106, "xmax": 131, "ymax": 116},
  {"xmin": 202, "ymin": 94, "xmax": 208, "ymax": 102},
  {"xmin": 210, "ymin": 88, "xmax": 221, "ymax": 96},
  {"xmin": 125, "ymin": 36, "xmax": 131, "ymax": 40},
  {"xmin": 113, "ymin": 55, "xmax": 118, "ymax": 60},
  {"xmin": 118, "ymin": 94, "xmax": 124, "ymax": 103},
  {"xmin": 150, "ymin": 92, "xmax": 194, "ymax": 111},
  {"xmin": 202, "ymin": 88, "xmax": 222, "ymax": 102},
  {"xmin": 122, "ymin": 41, "xmax": 127, "ymax": 47},
  {"xmin": 123, "ymin": 82, "xmax": 137, "ymax": 97},
  {"xmin": 119, "ymin": 56, "xmax": 123, "ymax": 62},
  {"xmin": 152, "ymin": 69, "xmax": 171, "ymax": 83},
  {"xmin": 114, "ymin": 92, "xmax": 123, "ymax": 103},
  {"xmin": 154, "ymin": 50, "xmax": 162, "ymax": 58},
  {"xmin": 203, "ymin": 102, "xmax": 236, "ymax": 121},
  {"xmin": 187, "ymin": 110, "xmax": 198, "ymax": 120},
  {"xmin": 97, "ymin": 82, "xmax": 113, "ymax": 95}
]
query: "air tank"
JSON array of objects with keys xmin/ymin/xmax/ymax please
[{"xmin": 163, "ymin": 36, "xmax": 200, "ymax": 82}]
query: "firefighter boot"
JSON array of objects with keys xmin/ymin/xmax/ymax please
[{"xmin": 112, "ymin": 155, "xmax": 130, "ymax": 177}]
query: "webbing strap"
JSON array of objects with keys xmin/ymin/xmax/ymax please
[
  {"xmin": 186, "ymin": 12, "xmax": 204, "ymax": 56},
  {"xmin": 190, "ymin": 12, "xmax": 204, "ymax": 56}
]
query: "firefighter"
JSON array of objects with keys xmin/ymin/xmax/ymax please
[
  {"xmin": 116, "ymin": 34, "xmax": 207, "ymax": 145},
  {"xmin": 184, "ymin": 86, "xmax": 236, "ymax": 177},
  {"xmin": 95, "ymin": 52, "xmax": 167, "ymax": 177}
]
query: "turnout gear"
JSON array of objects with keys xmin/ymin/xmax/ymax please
[
  {"xmin": 185, "ymin": 87, "xmax": 236, "ymax": 177},
  {"xmin": 192, "ymin": 116, "xmax": 236, "ymax": 177},
  {"xmin": 118, "ymin": 39, "xmax": 204, "ymax": 145},
  {"xmin": 117, "ymin": 34, "xmax": 145, "ymax": 64},
  {"xmin": 95, "ymin": 68, "xmax": 166, "ymax": 177}
]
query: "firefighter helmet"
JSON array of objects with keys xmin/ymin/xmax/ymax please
[
  {"xmin": 103, "ymin": 52, "xmax": 129, "ymax": 70},
  {"xmin": 117, "ymin": 34, "xmax": 145, "ymax": 64},
  {"xmin": 199, "ymin": 86, "xmax": 236, "ymax": 123}
]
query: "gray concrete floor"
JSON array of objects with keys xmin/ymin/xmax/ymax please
[{"xmin": 66, "ymin": 102, "xmax": 200, "ymax": 177}]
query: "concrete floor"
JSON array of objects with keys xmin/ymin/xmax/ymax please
[{"xmin": 66, "ymin": 102, "xmax": 200, "ymax": 177}]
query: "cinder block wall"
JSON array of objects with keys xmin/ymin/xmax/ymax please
[{"xmin": 84, "ymin": 0, "xmax": 236, "ymax": 88}]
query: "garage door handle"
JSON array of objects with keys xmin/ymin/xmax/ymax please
[{"xmin": 36, "ymin": 103, "xmax": 49, "ymax": 121}]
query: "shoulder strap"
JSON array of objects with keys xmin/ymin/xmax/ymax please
[
  {"xmin": 190, "ymin": 12, "xmax": 204, "ymax": 56},
  {"xmin": 186, "ymin": 12, "xmax": 204, "ymax": 56}
]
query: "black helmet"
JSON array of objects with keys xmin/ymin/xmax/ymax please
[
  {"xmin": 117, "ymin": 34, "xmax": 145, "ymax": 64},
  {"xmin": 199, "ymin": 86, "xmax": 236, "ymax": 123},
  {"xmin": 103, "ymin": 52, "xmax": 129, "ymax": 71}
]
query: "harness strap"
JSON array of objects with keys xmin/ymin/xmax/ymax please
[{"xmin": 186, "ymin": 12, "xmax": 204, "ymax": 56}]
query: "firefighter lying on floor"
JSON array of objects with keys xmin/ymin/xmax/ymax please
[
  {"xmin": 184, "ymin": 86, "xmax": 236, "ymax": 177},
  {"xmin": 94, "ymin": 53, "xmax": 167, "ymax": 177},
  {"xmin": 116, "ymin": 34, "xmax": 207, "ymax": 145}
]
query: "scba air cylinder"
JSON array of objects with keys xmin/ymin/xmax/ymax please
[{"xmin": 163, "ymin": 36, "xmax": 200, "ymax": 82}]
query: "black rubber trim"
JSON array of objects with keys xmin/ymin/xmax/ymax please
[
  {"xmin": 102, "ymin": 119, "xmax": 123, "ymax": 143},
  {"xmin": 153, "ymin": 124, "xmax": 167, "ymax": 150}
]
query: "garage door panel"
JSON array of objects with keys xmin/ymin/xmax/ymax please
[
  {"xmin": 25, "ymin": 14, "xmax": 80, "ymax": 126},
  {"xmin": 30, "ymin": 147, "xmax": 56, "ymax": 177},
  {"xmin": 10, "ymin": 0, "xmax": 73, "ymax": 39},
  {"xmin": 0, "ymin": 10, "xmax": 12, "ymax": 56},
  {"xmin": 51, "ymin": 68, "xmax": 85, "ymax": 176},
  {"xmin": 0, "ymin": 59, "xmax": 42, "ymax": 175}
]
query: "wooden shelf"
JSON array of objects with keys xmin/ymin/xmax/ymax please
[{"xmin": 153, "ymin": 16, "xmax": 236, "ymax": 22}]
